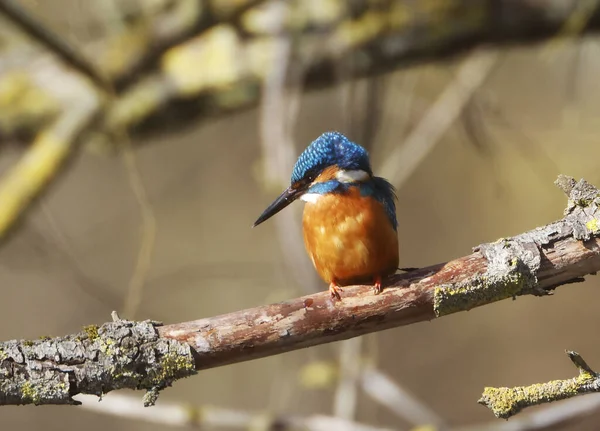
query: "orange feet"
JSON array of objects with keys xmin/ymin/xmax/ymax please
[
  {"xmin": 373, "ymin": 275, "xmax": 383, "ymax": 294},
  {"xmin": 329, "ymin": 281, "xmax": 343, "ymax": 301}
]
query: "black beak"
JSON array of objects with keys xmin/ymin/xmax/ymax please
[{"xmin": 253, "ymin": 185, "xmax": 305, "ymax": 227}]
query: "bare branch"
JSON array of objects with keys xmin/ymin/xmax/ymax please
[
  {"xmin": 479, "ymin": 351, "xmax": 600, "ymax": 420},
  {"xmin": 333, "ymin": 337, "xmax": 363, "ymax": 420},
  {"xmin": 78, "ymin": 392, "xmax": 394, "ymax": 431},
  {"xmin": 360, "ymin": 366, "xmax": 447, "ymax": 428},
  {"xmin": 379, "ymin": 50, "xmax": 499, "ymax": 187},
  {"xmin": 1, "ymin": 175, "xmax": 600, "ymax": 408},
  {"xmin": 0, "ymin": 0, "xmax": 109, "ymax": 90}
]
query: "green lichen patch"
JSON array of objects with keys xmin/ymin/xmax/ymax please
[
  {"xmin": 149, "ymin": 351, "xmax": 196, "ymax": 386},
  {"xmin": 82, "ymin": 324, "xmax": 100, "ymax": 340},
  {"xmin": 479, "ymin": 350, "xmax": 600, "ymax": 419},
  {"xmin": 479, "ymin": 376, "xmax": 590, "ymax": 419},
  {"xmin": 433, "ymin": 269, "xmax": 528, "ymax": 317},
  {"xmin": 83, "ymin": 320, "xmax": 197, "ymax": 405},
  {"xmin": 139, "ymin": 345, "xmax": 197, "ymax": 406},
  {"xmin": 586, "ymin": 218, "xmax": 599, "ymax": 234},
  {"xmin": 20, "ymin": 381, "xmax": 40, "ymax": 404},
  {"xmin": 6, "ymin": 372, "xmax": 74, "ymax": 406},
  {"xmin": 0, "ymin": 319, "xmax": 196, "ymax": 406},
  {"xmin": 438, "ymin": 233, "xmax": 543, "ymax": 317}
]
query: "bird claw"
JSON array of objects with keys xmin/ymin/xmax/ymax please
[
  {"xmin": 373, "ymin": 276, "xmax": 383, "ymax": 295},
  {"xmin": 329, "ymin": 282, "xmax": 343, "ymax": 301}
]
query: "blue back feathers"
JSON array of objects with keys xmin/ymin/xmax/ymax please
[
  {"xmin": 360, "ymin": 177, "xmax": 398, "ymax": 231},
  {"xmin": 296, "ymin": 132, "xmax": 398, "ymax": 231},
  {"xmin": 291, "ymin": 132, "xmax": 372, "ymax": 183}
]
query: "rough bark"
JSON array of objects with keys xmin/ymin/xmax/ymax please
[
  {"xmin": 1, "ymin": 175, "xmax": 599, "ymax": 408},
  {"xmin": 0, "ymin": 319, "xmax": 196, "ymax": 407}
]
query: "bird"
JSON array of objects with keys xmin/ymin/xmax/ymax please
[{"xmin": 253, "ymin": 131, "xmax": 399, "ymax": 300}]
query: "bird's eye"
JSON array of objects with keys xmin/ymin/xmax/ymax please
[{"xmin": 305, "ymin": 168, "xmax": 319, "ymax": 182}]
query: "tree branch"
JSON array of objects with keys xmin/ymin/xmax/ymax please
[
  {"xmin": 0, "ymin": 317, "xmax": 196, "ymax": 407},
  {"xmin": 479, "ymin": 351, "xmax": 600, "ymax": 419},
  {"xmin": 0, "ymin": 1, "xmax": 597, "ymax": 239},
  {"xmin": 3, "ymin": 0, "xmax": 600, "ymax": 139},
  {"xmin": 0, "ymin": 0, "xmax": 110, "ymax": 90},
  {"xmin": 1, "ymin": 175, "xmax": 599, "ymax": 408}
]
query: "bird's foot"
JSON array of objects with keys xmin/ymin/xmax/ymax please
[
  {"xmin": 373, "ymin": 275, "xmax": 383, "ymax": 295},
  {"xmin": 329, "ymin": 281, "xmax": 343, "ymax": 301}
]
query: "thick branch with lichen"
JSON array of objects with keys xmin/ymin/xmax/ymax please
[
  {"xmin": 479, "ymin": 351, "xmax": 600, "ymax": 419},
  {"xmin": 1, "ymin": 175, "xmax": 600, "ymax": 407},
  {"xmin": 0, "ymin": 318, "xmax": 196, "ymax": 407}
]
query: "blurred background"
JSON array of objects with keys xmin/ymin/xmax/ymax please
[{"xmin": 1, "ymin": 0, "xmax": 600, "ymax": 430}]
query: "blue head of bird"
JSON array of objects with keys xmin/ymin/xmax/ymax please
[{"xmin": 253, "ymin": 131, "xmax": 397, "ymax": 229}]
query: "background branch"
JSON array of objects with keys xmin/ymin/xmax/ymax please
[
  {"xmin": 3, "ymin": 0, "xmax": 600, "ymax": 139},
  {"xmin": 82, "ymin": 392, "xmax": 600, "ymax": 431},
  {"xmin": 78, "ymin": 392, "xmax": 393, "ymax": 431},
  {"xmin": 0, "ymin": 0, "xmax": 597, "ymax": 239},
  {"xmin": 0, "ymin": 0, "xmax": 109, "ymax": 90}
]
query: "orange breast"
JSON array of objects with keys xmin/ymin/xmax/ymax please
[{"xmin": 302, "ymin": 188, "xmax": 399, "ymax": 285}]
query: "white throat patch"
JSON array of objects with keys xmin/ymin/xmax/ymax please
[
  {"xmin": 300, "ymin": 193, "xmax": 322, "ymax": 203},
  {"xmin": 335, "ymin": 169, "xmax": 369, "ymax": 183}
]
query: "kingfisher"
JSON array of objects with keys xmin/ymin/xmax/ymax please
[{"xmin": 253, "ymin": 131, "xmax": 399, "ymax": 300}]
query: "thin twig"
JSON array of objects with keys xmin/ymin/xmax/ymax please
[
  {"xmin": 379, "ymin": 50, "xmax": 499, "ymax": 188},
  {"xmin": 120, "ymin": 142, "xmax": 157, "ymax": 320},
  {"xmin": 257, "ymin": 5, "xmax": 316, "ymax": 416},
  {"xmin": 541, "ymin": 0, "xmax": 600, "ymax": 61},
  {"xmin": 360, "ymin": 366, "xmax": 447, "ymax": 429},
  {"xmin": 333, "ymin": 337, "xmax": 363, "ymax": 420},
  {"xmin": 258, "ymin": 1, "xmax": 319, "ymax": 295}
]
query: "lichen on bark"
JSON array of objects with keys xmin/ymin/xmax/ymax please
[
  {"xmin": 433, "ymin": 235, "xmax": 541, "ymax": 317},
  {"xmin": 479, "ymin": 351, "xmax": 600, "ymax": 419},
  {"xmin": 433, "ymin": 176, "xmax": 600, "ymax": 317},
  {"xmin": 0, "ymin": 318, "xmax": 196, "ymax": 406}
]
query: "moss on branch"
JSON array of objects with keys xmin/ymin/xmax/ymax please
[{"xmin": 479, "ymin": 351, "xmax": 600, "ymax": 419}]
